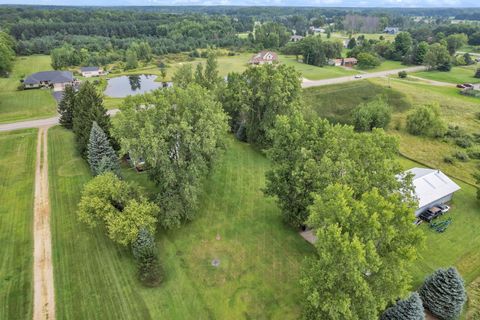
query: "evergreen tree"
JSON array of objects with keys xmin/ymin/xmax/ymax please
[
  {"xmin": 73, "ymin": 81, "xmax": 112, "ymax": 157},
  {"xmin": 87, "ymin": 121, "xmax": 119, "ymax": 176},
  {"xmin": 132, "ymin": 227, "xmax": 156, "ymax": 260},
  {"xmin": 419, "ymin": 267, "xmax": 466, "ymax": 320},
  {"xmin": 381, "ymin": 292, "xmax": 425, "ymax": 320},
  {"xmin": 58, "ymin": 85, "xmax": 76, "ymax": 129},
  {"xmin": 475, "ymin": 68, "xmax": 480, "ymax": 79}
]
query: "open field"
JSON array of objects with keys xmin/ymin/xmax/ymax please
[
  {"xmin": 0, "ymin": 55, "xmax": 57, "ymax": 124},
  {"xmin": 356, "ymin": 60, "xmax": 406, "ymax": 72},
  {"xmin": 303, "ymin": 78, "xmax": 480, "ymax": 184},
  {"xmin": 0, "ymin": 129, "xmax": 37, "ymax": 320},
  {"xmin": 280, "ymin": 55, "xmax": 357, "ymax": 80},
  {"xmin": 415, "ymin": 64, "xmax": 480, "ymax": 84},
  {"xmin": 48, "ymin": 127, "xmax": 314, "ymax": 319},
  {"xmin": 330, "ymin": 32, "xmax": 396, "ymax": 42}
]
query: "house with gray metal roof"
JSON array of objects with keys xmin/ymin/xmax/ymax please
[
  {"xmin": 23, "ymin": 71, "xmax": 74, "ymax": 91},
  {"xmin": 406, "ymin": 168, "xmax": 461, "ymax": 216},
  {"xmin": 80, "ymin": 66, "xmax": 103, "ymax": 78}
]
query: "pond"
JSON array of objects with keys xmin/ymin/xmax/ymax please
[{"xmin": 104, "ymin": 74, "xmax": 171, "ymax": 98}]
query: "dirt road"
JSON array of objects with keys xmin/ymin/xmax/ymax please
[{"xmin": 33, "ymin": 126, "xmax": 55, "ymax": 320}]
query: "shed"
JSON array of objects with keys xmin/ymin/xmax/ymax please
[{"xmin": 407, "ymin": 168, "xmax": 461, "ymax": 216}]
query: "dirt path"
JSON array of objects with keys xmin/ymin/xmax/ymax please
[{"xmin": 33, "ymin": 126, "xmax": 55, "ymax": 320}]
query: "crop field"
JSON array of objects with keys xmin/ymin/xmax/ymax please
[
  {"xmin": 0, "ymin": 129, "xmax": 37, "ymax": 320},
  {"xmin": 0, "ymin": 55, "xmax": 57, "ymax": 123},
  {"xmin": 48, "ymin": 127, "xmax": 314, "ymax": 320}
]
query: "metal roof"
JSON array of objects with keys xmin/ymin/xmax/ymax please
[
  {"xmin": 406, "ymin": 168, "xmax": 461, "ymax": 208},
  {"xmin": 24, "ymin": 71, "xmax": 73, "ymax": 85},
  {"xmin": 80, "ymin": 66, "xmax": 100, "ymax": 72}
]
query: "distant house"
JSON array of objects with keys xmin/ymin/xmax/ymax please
[
  {"xmin": 23, "ymin": 71, "xmax": 74, "ymax": 92},
  {"xmin": 328, "ymin": 58, "xmax": 358, "ymax": 67},
  {"xmin": 249, "ymin": 51, "xmax": 279, "ymax": 65},
  {"xmin": 406, "ymin": 168, "xmax": 461, "ymax": 216},
  {"xmin": 80, "ymin": 66, "xmax": 103, "ymax": 78},
  {"xmin": 384, "ymin": 27, "xmax": 400, "ymax": 35},
  {"xmin": 290, "ymin": 35, "xmax": 304, "ymax": 42},
  {"xmin": 309, "ymin": 26, "xmax": 325, "ymax": 34}
]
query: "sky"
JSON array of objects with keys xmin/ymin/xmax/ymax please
[{"xmin": 0, "ymin": 0, "xmax": 478, "ymax": 7}]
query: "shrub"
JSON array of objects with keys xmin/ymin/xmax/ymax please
[
  {"xmin": 406, "ymin": 103, "xmax": 447, "ymax": 138},
  {"xmin": 398, "ymin": 71, "xmax": 407, "ymax": 78},
  {"xmin": 444, "ymin": 156, "xmax": 455, "ymax": 164},
  {"xmin": 455, "ymin": 136, "xmax": 473, "ymax": 148},
  {"xmin": 454, "ymin": 151, "xmax": 470, "ymax": 161},
  {"xmin": 419, "ymin": 267, "xmax": 466, "ymax": 320},
  {"xmin": 475, "ymin": 68, "xmax": 480, "ymax": 79},
  {"xmin": 467, "ymin": 146, "xmax": 480, "ymax": 159},
  {"xmin": 352, "ymin": 98, "xmax": 392, "ymax": 131},
  {"xmin": 381, "ymin": 292, "xmax": 425, "ymax": 320},
  {"xmin": 132, "ymin": 227, "xmax": 156, "ymax": 260},
  {"xmin": 132, "ymin": 228, "xmax": 163, "ymax": 287}
]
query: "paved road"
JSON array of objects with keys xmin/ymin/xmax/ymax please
[
  {"xmin": 0, "ymin": 109, "xmax": 119, "ymax": 132},
  {"xmin": 0, "ymin": 66, "xmax": 427, "ymax": 132},
  {"xmin": 301, "ymin": 65, "xmax": 428, "ymax": 88}
]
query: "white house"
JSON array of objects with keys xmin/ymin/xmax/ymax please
[
  {"xmin": 406, "ymin": 168, "xmax": 461, "ymax": 216},
  {"xmin": 249, "ymin": 51, "xmax": 279, "ymax": 65},
  {"xmin": 80, "ymin": 66, "xmax": 103, "ymax": 77}
]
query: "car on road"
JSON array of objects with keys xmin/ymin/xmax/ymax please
[
  {"xmin": 419, "ymin": 206, "xmax": 444, "ymax": 222},
  {"xmin": 457, "ymin": 84, "xmax": 466, "ymax": 89},
  {"xmin": 354, "ymin": 75, "xmax": 362, "ymax": 79},
  {"xmin": 463, "ymin": 83, "xmax": 474, "ymax": 88}
]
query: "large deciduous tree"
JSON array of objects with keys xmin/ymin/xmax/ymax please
[
  {"xmin": 77, "ymin": 172, "xmax": 159, "ymax": 246},
  {"xmin": 73, "ymin": 81, "xmax": 112, "ymax": 157},
  {"xmin": 0, "ymin": 31, "xmax": 15, "ymax": 77},
  {"xmin": 114, "ymin": 84, "xmax": 228, "ymax": 229},
  {"xmin": 265, "ymin": 114, "xmax": 411, "ymax": 227},
  {"xmin": 301, "ymin": 184, "xmax": 423, "ymax": 319},
  {"xmin": 419, "ymin": 267, "xmax": 467, "ymax": 320},
  {"xmin": 406, "ymin": 103, "xmax": 446, "ymax": 138},
  {"xmin": 254, "ymin": 22, "xmax": 290, "ymax": 48},
  {"xmin": 352, "ymin": 98, "xmax": 392, "ymax": 132},
  {"xmin": 87, "ymin": 121, "xmax": 120, "ymax": 176},
  {"xmin": 424, "ymin": 43, "xmax": 452, "ymax": 71},
  {"xmin": 219, "ymin": 64, "xmax": 301, "ymax": 148},
  {"xmin": 58, "ymin": 85, "xmax": 76, "ymax": 129}
]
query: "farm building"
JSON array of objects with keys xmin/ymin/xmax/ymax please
[
  {"xmin": 407, "ymin": 168, "xmax": 461, "ymax": 216},
  {"xmin": 249, "ymin": 51, "xmax": 279, "ymax": 65},
  {"xmin": 80, "ymin": 66, "xmax": 103, "ymax": 77},
  {"xmin": 290, "ymin": 35, "xmax": 304, "ymax": 42},
  {"xmin": 23, "ymin": 71, "xmax": 74, "ymax": 91}
]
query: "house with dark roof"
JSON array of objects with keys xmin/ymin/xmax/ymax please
[
  {"xmin": 384, "ymin": 27, "xmax": 400, "ymax": 35},
  {"xmin": 249, "ymin": 51, "xmax": 279, "ymax": 65},
  {"xmin": 80, "ymin": 66, "xmax": 103, "ymax": 78},
  {"xmin": 23, "ymin": 71, "xmax": 74, "ymax": 91}
]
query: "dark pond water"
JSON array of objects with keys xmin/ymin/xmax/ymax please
[{"xmin": 104, "ymin": 74, "xmax": 171, "ymax": 98}]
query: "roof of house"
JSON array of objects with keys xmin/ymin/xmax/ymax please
[
  {"xmin": 80, "ymin": 66, "xmax": 100, "ymax": 72},
  {"xmin": 343, "ymin": 57, "xmax": 358, "ymax": 63},
  {"xmin": 290, "ymin": 35, "xmax": 304, "ymax": 40},
  {"xmin": 24, "ymin": 71, "xmax": 73, "ymax": 85},
  {"xmin": 406, "ymin": 168, "xmax": 461, "ymax": 208},
  {"xmin": 249, "ymin": 50, "xmax": 279, "ymax": 63}
]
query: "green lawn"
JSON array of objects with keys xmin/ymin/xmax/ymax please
[
  {"xmin": 357, "ymin": 60, "xmax": 406, "ymax": 72},
  {"xmin": 280, "ymin": 55, "xmax": 357, "ymax": 80},
  {"xmin": 0, "ymin": 129, "xmax": 37, "ymax": 320},
  {"xmin": 302, "ymin": 80, "xmax": 411, "ymax": 124},
  {"xmin": 414, "ymin": 64, "xmax": 480, "ymax": 84},
  {"xmin": 0, "ymin": 55, "xmax": 57, "ymax": 123},
  {"xmin": 48, "ymin": 127, "xmax": 314, "ymax": 319}
]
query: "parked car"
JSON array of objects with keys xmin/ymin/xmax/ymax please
[
  {"xmin": 354, "ymin": 74, "xmax": 362, "ymax": 79},
  {"xmin": 457, "ymin": 84, "xmax": 466, "ymax": 89},
  {"xmin": 463, "ymin": 83, "xmax": 474, "ymax": 88},
  {"xmin": 419, "ymin": 206, "xmax": 444, "ymax": 222},
  {"xmin": 437, "ymin": 204, "xmax": 450, "ymax": 214}
]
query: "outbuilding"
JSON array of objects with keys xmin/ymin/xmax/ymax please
[
  {"xmin": 407, "ymin": 168, "xmax": 461, "ymax": 216},
  {"xmin": 80, "ymin": 66, "xmax": 103, "ymax": 77}
]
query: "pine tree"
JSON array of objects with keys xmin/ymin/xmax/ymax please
[
  {"xmin": 131, "ymin": 227, "xmax": 156, "ymax": 260},
  {"xmin": 87, "ymin": 121, "xmax": 119, "ymax": 176},
  {"xmin": 58, "ymin": 85, "xmax": 76, "ymax": 129},
  {"xmin": 419, "ymin": 267, "xmax": 466, "ymax": 320},
  {"xmin": 381, "ymin": 292, "xmax": 425, "ymax": 320},
  {"xmin": 73, "ymin": 81, "xmax": 112, "ymax": 157}
]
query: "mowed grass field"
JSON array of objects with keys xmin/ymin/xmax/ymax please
[
  {"xmin": 0, "ymin": 129, "xmax": 37, "ymax": 320},
  {"xmin": 48, "ymin": 127, "xmax": 314, "ymax": 319},
  {"xmin": 415, "ymin": 64, "xmax": 480, "ymax": 84},
  {"xmin": 0, "ymin": 55, "xmax": 57, "ymax": 123}
]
